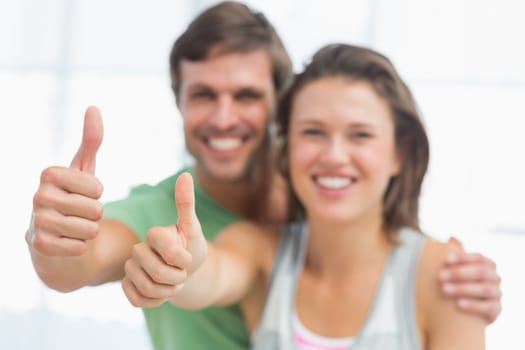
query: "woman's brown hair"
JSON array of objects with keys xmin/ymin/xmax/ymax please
[{"xmin": 277, "ymin": 44, "xmax": 430, "ymax": 237}]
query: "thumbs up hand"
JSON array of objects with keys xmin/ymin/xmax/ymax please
[
  {"xmin": 173, "ymin": 172, "xmax": 207, "ymax": 274},
  {"xmin": 26, "ymin": 106, "xmax": 104, "ymax": 256},
  {"xmin": 122, "ymin": 172, "xmax": 207, "ymax": 308},
  {"xmin": 70, "ymin": 106, "xmax": 104, "ymax": 173}
]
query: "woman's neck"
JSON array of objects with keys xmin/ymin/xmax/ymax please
[{"xmin": 304, "ymin": 210, "xmax": 392, "ymax": 279}]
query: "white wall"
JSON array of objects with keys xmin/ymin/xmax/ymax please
[{"xmin": 1, "ymin": 0, "xmax": 523, "ymax": 349}]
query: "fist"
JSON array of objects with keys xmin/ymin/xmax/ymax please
[
  {"xmin": 27, "ymin": 106, "xmax": 104, "ymax": 256},
  {"xmin": 122, "ymin": 172, "xmax": 207, "ymax": 308}
]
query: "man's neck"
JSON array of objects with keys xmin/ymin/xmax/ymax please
[{"xmin": 194, "ymin": 165, "xmax": 255, "ymax": 219}]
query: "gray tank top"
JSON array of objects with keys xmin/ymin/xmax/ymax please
[{"xmin": 252, "ymin": 222, "xmax": 425, "ymax": 350}]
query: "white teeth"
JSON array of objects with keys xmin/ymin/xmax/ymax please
[
  {"xmin": 316, "ymin": 176, "xmax": 352, "ymax": 189},
  {"xmin": 208, "ymin": 137, "xmax": 242, "ymax": 151}
]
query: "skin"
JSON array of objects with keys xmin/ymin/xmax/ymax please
[
  {"xmin": 127, "ymin": 78, "xmax": 484, "ymax": 349},
  {"xmin": 26, "ymin": 47, "xmax": 500, "ymax": 327},
  {"xmin": 286, "ymin": 79, "xmax": 484, "ymax": 347},
  {"xmin": 26, "ymin": 108, "xmax": 138, "ymax": 292},
  {"xmin": 25, "ymin": 49, "xmax": 274, "ymax": 294},
  {"xmin": 179, "ymin": 49, "xmax": 275, "ymax": 188}
]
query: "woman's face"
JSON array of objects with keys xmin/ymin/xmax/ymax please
[{"xmin": 288, "ymin": 77, "xmax": 400, "ymax": 224}]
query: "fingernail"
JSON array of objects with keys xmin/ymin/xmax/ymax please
[
  {"xmin": 443, "ymin": 283, "xmax": 455, "ymax": 294},
  {"xmin": 458, "ymin": 298, "xmax": 469, "ymax": 309},
  {"xmin": 446, "ymin": 253, "xmax": 459, "ymax": 263},
  {"xmin": 439, "ymin": 270, "xmax": 451, "ymax": 281}
]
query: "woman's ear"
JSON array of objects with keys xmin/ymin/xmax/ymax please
[{"xmin": 391, "ymin": 146, "xmax": 402, "ymax": 176}]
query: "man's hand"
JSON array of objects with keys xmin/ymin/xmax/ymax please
[
  {"xmin": 27, "ymin": 106, "xmax": 104, "ymax": 256},
  {"xmin": 122, "ymin": 172, "xmax": 207, "ymax": 308},
  {"xmin": 439, "ymin": 237, "xmax": 502, "ymax": 324}
]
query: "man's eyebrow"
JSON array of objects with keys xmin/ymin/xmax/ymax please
[
  {"xmin": 186, "ymin": 83, "xmax": 213, "ymax": 91},
  {"xmin": 235, "ymin": 86, "xmax": 267, "ymax": 95},
  {"xmin": 237, "ymin": 87, "xmax": 265, "ymax": 93}
]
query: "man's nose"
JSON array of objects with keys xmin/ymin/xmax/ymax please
[{"xmin": 210, "ymin": 95, "xmax": 238, "ymax": 130}]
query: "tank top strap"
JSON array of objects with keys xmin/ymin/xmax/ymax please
[
  {"xmin": 252, "ymin": 225, "xmax": 426, "ymax": 350},
  {"xmin": 252, "ymin": 221, "xmax": 308, "ymax": 350},
  {"xmin": 353, "ymin": 227, "xmax": 425, "ymax": 349}
]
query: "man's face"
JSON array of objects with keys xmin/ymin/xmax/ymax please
[{"xmin": 178, "ymin": 49, "xmax": 276, "ymax": 183}]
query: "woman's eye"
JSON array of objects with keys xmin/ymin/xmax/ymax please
[
  {"xmin": 351, "ymin": 131, "xmax": 371, "ymax": 139},
  {"xmin": 303, "ymin": 129, "xmax": 323, "ymax": 136}
]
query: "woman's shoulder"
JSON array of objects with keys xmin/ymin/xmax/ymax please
[
  {"xmin": 417, "ymin": 233, "xmax": 462, "ymax": 304},
  {"xmin": 419, "ymin": 235, "xmax": 461, "ymax": 272},
  {"xmin": 217, "ymin": 220, "xmax": 281, "ymax": 244},
  {"xmin": 416, "ymin": 234, "xmax": 485, "ymax": 349},
  {"xmin": 215, "ymin": 220, "xmax": 282, "ymax": 269}
]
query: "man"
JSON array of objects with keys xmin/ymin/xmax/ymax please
[{"xmin": 26, "ymin": 2, "xmax": 501, "ymax": 350}]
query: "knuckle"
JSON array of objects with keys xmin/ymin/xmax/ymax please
[
  {"xmin": 164, "ymin": 246, "xmax": 183, "ymax": 265},
  {"xmin": 494, "ymin": 303, "xmax": 502, "ymax": 316},
  {"xmin": 32, "ymin": 191, "xmax": 41, "ymax": 207},
  {"xmin": 31, "ymin": 212, "xmax": 47, "ymax": 230},
  {"xmin": 447, "ymin": 269, "xmax": 460, "ymax": 281},
  {"xmin": 479, "ymin": 268, "xmax": 491, "ymax": 280},
  {"xmin": 84, "ymin": 221, "xmax": 100, "ymax": 240},
  {"xmin": 471, "ymin": 268, "xmax": 482, "ymax": 280},
  {"xmin": 176, "ymin": 269, "xmax": 188, "ymax": 284},
  {"xmin": 128, "ymin": 294, "xmax": 141, "ymax": 307},
  {"xmin": 147, "ymin": 226, "xmax": 162, "ymax": 240},
  {"xmin": 487, "ymin": 303, "xmax": 499, "ymax": 322},
  {"xmin": 486, "ymin": 258, "xmax": 496, "ymax": 268},
  {"xmin": 495, "ymin": 287, "xmax": 503, "ymax": 299},
  {"xmin": 131, "ymin": 244, "xmax": 143, "ymax": 260},
  {"xmin": 150, "ymin": 266, "xmax": 166, "ymax": 284},
  {"xmin": 91, "ymin": 202, "xmax": 104, "ymax": 221},
  {"xmin": 171, "ymin": 284, "xmax": 183, "ymax": 295},
  {"xmin": 71, "ymin": 243, "xmax": 87, "ymax": 256},
  {"xmin": 482, "ymin": 284, "xmax": 495, "ymax": 298},
  {"xmin": 164, "ymin": 246, "xmax": 177, "ymax": 260},
  {"xmin": 139, "ymin": 280, "xmax": 155, "ymax": 297},
  {"xmin": 125, "ymin": 288, "xmax": 142, "ymax": 308},
  {"xmin": 32, "ymin": 234, "xmax": 50, "ymax": 253},
  {"xmin": 40, "ymin": 167, "xmax": 60, "ymax": 184},
  {"xmin": 33, "ymin": 189, "xmax": 53, "ymax": 208},
  {"xmin": 124, "ymin": 259, "xmax": 135, "ymax": 275},
  {"xmin": 93, "ymin": 179, "xmax": 104, "ymax": 199},
  {"xmin": 176, "ymin": 199, "xmax": 193, "ymax": 211},
  {"xmin": 472, "ymin": 253, "xmax": 484, "ymax": 261}
]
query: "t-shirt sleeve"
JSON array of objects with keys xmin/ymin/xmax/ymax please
[{"xmin": 103, "ymin": 184, "xmax": 179, "ymax": 241}]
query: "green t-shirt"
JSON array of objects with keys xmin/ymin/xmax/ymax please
[{"xmin": 104, "ymin": 166, "xmax": 251, "ymax": 350}]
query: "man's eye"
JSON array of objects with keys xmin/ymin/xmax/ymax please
[
  {"xmin": 236, "ymin": 91, "xmax": 262, "ymax": 101},
  {"xmin": 192, "ymin": 91, "xmax": 214, "ymax": 99}
]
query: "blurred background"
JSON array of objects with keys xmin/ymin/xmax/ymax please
[{"xmin": 1, "ymin": 0, "xmax": 523, "ymax": 348}]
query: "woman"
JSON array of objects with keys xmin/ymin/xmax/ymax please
[{"xmin": 124, "ymin": 44, "xmax": 485, "ymax": 349}]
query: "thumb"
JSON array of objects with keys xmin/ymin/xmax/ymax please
[
  {"xmin": 447, "ymin": 236, "xmax": 464, "ymax": 251},
  {"xmin": 70, "ymin": 106, "xmax": 104, "ymax": 173},
  {"xmin": 175, "ymin": 172, "xmax": 200, "ymax": 239}
]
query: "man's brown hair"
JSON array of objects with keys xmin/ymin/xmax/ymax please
[{"xmin": 169, "ymin": 1, "xmax": 293, "ymax": 102}]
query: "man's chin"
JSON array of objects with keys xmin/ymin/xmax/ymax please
[{"xmin": 201, "ymin": 163, "xmax": 251, "ymax": 183}]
